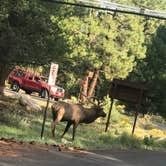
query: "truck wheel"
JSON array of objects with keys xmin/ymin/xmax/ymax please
[
  {"xmin": 54, "ymin": 98, "xmax": 59, "ymax": 101},
  {"xmin": 12, "ymin": 82, "xmax": 20, "ymax": 92},
  {"xmin": 25, "ymin": 90, "xmax": 32, "ymax": 95},
  {"xmin": 40, "ymin": 89, "xmax": 48, "ymax": 98}
]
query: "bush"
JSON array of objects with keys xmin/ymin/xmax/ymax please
[
  {"xmin": 157, "ymin": 140, "xmax": 166, "ymax": 149},
  {"xmin": 118, "ymin": 132, "xmax": 143, "ymax": 149},
  {"xmin": 99, "ymin": 132, "xmax": 143, "ymax": 149},
  {"xmin": 143, "ymin": 136, "xmax": 154, "ymax": 146}
]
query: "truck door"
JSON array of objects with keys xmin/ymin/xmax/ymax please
[
  {"xmin": 32, "ymin": 76, "xmax": 41, "ymax": 92},
  {"xmin": 24, "ymin": 74, "xmax": 34, "ymax": 91}
]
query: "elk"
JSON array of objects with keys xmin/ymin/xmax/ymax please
[{"xmin": 51, "ymin": 100, "xmax": 106, "ymax": 140}]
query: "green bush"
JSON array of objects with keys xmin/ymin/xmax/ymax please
[
  {"xmin": 143, "ymin": 136, "xmax": 154, "ymax": 146},
  {"xmin": 157, "ymin": 140, "xmax": 166, "ymax": 149},
  {"xmin": 118, "ymin": 132, "xmax": 143, "ymax": 149}
]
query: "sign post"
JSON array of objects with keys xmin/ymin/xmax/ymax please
[
  {"xmin": 41, "ymin": 63, "xmax": 59, "ymax": 139},
  {"xmin": 48, "ymin": 63, "xmax": 59, "ymax": 86},
  {"xmin": 41, "ymin": 87, "xmax": 50, "ymax": 139},
  {"xmin": 105, "ymin": 79, "xmax": 148, "ymax": 135}
]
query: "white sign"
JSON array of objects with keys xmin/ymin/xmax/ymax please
[{"xmin": 48, "ymin": 63, "xmax": 59, "ymax": 85}]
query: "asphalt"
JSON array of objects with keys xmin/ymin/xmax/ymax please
[{"xmin": 0, "ymin": 142, "xmax": 166, "ymax": 166}]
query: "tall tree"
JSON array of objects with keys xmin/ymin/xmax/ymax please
[
  {"xmin": 0, "ymin": 0, "xmax": 67, "ymax": 95},
  {"xmin": 130, "ymin": 25, "xmax": 166, "ymax": 117},
  {"xmin": 56, "ymin": 7, "xmax": 146, "ymax": 96}
]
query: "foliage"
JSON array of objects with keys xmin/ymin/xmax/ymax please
[
  {"xmin": 0, "ymin": 0, "xmax": 67, "ymax": 86},
  {"xmin": 118, "ymin": 132, "xmax": 143, "ymax": 149},
  {"xmin": 129, "ymin": 25, "xmax": 166, "ymax": 117},
  {"xmin": 143, "ymin": 136, "xmax": 155, "ymax": 146},
  {"xmin": 58, "ymin": 8, "xmax": 146, "ymax": 79},
  {"xmin": 0, "ymin": 96, "xmax": 166, "ymax": 150},
  {"xmin": 0, "ymin": 0, "xmax": 166, "ymax": 118}
]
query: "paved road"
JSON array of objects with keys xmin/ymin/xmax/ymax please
[
  {"xmin": 4, "ymin": 88, "xmax": 55, "ymax": 103},
  {"xmin": 0, "ymin": 142, "xmax": 166, "ymax": 166}
]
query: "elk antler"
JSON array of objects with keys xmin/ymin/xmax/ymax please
[{"xmin": 80, "ymin": 93, "xmax": 100, "ymax": 107}]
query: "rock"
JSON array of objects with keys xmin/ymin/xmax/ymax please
[
  {"xmin": 9, "ymin": 93, "xmax": 21, "ymax": 99},
  {"xmin": 10, "ymin": 93, "xmax": 41, "ymax": 111},
  {"xmin": 20, "ymin": 94, "xmax": 42, "ymax": 111}
]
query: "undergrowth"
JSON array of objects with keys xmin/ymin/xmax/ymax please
[{"xmin": 0, "ymin": 96, "xmax": 166, "ymax": 151}]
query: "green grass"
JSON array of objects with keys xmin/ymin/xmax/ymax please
[{"xmin": 0, "ymin": 96, "xmax": 166, "ymax": 150}]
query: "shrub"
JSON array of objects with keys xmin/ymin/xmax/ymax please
[
  {"xmin": 118, "ymin": 132, "xmax": 143, "ymax": 149},
  {"xmin": 143, "ymin": 136, "xmax": 154, "ymax": 146}
]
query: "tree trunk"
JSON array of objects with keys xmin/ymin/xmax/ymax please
[
  {"xmin": 87, "ymin": 69, "xmax": 99, "ymax": 98},
  {"xmin": 80, "ymin": 74, "xmax": 89, "ymax": 102}
]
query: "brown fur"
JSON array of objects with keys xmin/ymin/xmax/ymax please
[{"xmin": 51, "ymin": 101, "xmax": 106, "ymax": 140}]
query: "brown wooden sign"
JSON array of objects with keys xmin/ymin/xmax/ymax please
[
  {"xmin": 109, "ymin": 79, "xmax": 148, "ymax": 104},
  {"xmin": 105, "ymin": 79, "xmax": 149, "ymax": 134}
]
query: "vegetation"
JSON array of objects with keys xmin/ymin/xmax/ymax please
[
  {"xmin": 0, "ymin": 96, "xmax": 165, "ymax": 150},
  {"xmin": 129, "ymin": 25, "xmax": 166, "ymax": 117},
  {"xmin": 0, "ymin": 0, "xmax": 166, "ymax": 149},
  {"xmin": 0, "ymin": 0, "xmax": 165, "ymax": 117}
]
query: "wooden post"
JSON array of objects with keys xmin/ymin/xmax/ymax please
[
  {"xmin": 41, "ymin": 87, "xmax": 51, "ymax": 139},
  {"xmin": 132, "ymin": 109, "xmax": 138, "ymax": 135},
  {"xmin": 105, "ymin": 98, "xmax": 114, "ymax": 132},
  {"xmin": 131, "ymin": 89, "xmax": 143, "ymax": 135}
]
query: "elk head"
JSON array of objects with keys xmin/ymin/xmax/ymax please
[{"xmin": 87, "ymin": 96, "xmax": 106, "ymax": 118}]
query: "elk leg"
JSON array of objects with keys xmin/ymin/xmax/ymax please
[
  {"xmin": 51, "ymin": 110, "xmax": 64, "ymax": 138},
  {"xmin": 51, "ymin": 110, "xmax": 56, "ymax": 138},
  {"xmin": 51, "ymin": 122, "xmax": 56, "ymax": 138},
  {"xmin": 61, "ymin": 121, "xmax": 72, "ymax": 138},
  {"xmin": 72, "ymin": 122, "xmax": 78, "ymax": 141}
]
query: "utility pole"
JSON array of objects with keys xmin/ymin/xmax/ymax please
[{"xmin": 47, "ymin": 0, "xmax": 166, "ymax": 20}]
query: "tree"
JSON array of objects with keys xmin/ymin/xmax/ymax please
[
  {"xmin": 56, "ymin": 7, "xmax": 146, "ymax": 97},
  {"xmin": 0, "ymin": 0, "xmax": 67, "ymax": 95},
  {"xmin": 58, "ymin": 0, "xmax": 165, "ymax": 100},
  {"xmin": 129, "ymin": 25, "xmax": 166, "ymax": 117},
  {"xmin": 145, "ymin": 25, "xmax": 166, "ymax": 117}
]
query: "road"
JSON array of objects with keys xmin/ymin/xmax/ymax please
[
  {"xmin": 4, "ymin": 88, "xmax": 55, "ymax": 103},
  {"xmin": 0, "ymin": 140, "xmax": 166, "ymax": 166}
]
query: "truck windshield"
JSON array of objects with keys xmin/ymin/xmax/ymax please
[{"xmin": 40, "ymin": 77, "xmax": 48, "ymax": 83}]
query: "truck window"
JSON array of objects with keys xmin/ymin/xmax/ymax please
[
  {"xmin": 15, "ymin": 71, "xmax": 26, "ymax": 77},
  {"xmin": 34, "ymin": 76, "xmax": 40, "ymax": 82},
  {"xmin": 29, "ymin": 76, "xmax": 33, "ymax": 80}
]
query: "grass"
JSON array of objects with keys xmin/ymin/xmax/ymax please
[{"xmin": 0, "ymin": 95, "xmax": 166, "ymax": 151}]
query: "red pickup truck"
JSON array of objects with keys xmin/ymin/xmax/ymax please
[{"xmin": 8, "ymin": 68, "xmax": 65, "ymax": 100}]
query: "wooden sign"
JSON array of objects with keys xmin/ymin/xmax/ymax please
[
  {"xmin": 105, "ymin": 79, "xmax": 149, "ymax": 134},
  {"xmin": 109, "ymin": 79, "xmax": 148, "ymax": 104}
]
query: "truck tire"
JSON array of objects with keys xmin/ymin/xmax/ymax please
[
  {"xmin": 25, "ymin": 90, "xmax": 32, "ymax": 95},
  {"xmin": 54, "ymin": 98, "xmax": 59, "ymax": 101},
  {"xmin": 12, "ymin": 82, "xmax": 20, "ymax": 92},
  {"xmin": 40, "ymin": 89, "xmax": 48, "ymax": 98}
]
